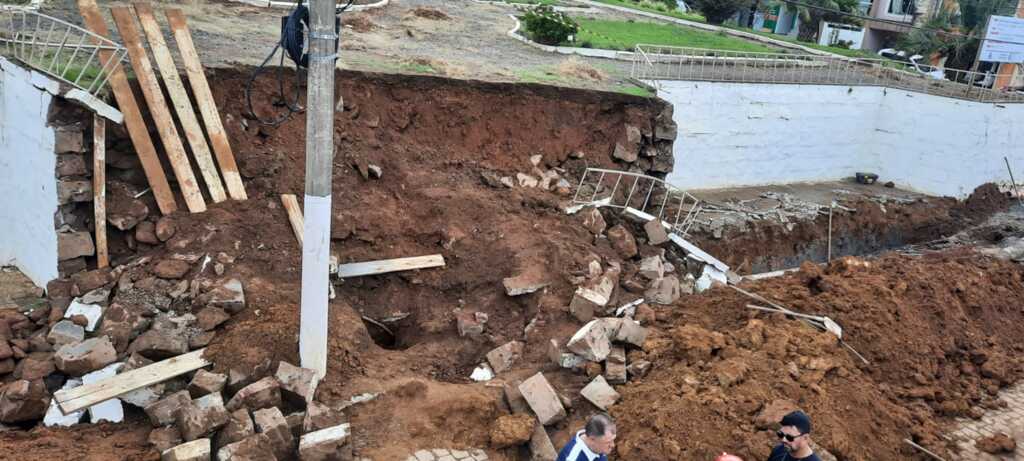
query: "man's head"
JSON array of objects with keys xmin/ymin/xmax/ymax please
[
  {"xmin": 582, "ymin": 413, "xmax": 617, "ymax": 455},
  {"xmin": 777, "ymin": 411, "xmax": 812, "ymax": 453}
]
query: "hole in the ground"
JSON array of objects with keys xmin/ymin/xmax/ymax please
[{"xmin": 362, "ymin": 316, "xmax": 403, "ymax": 350}]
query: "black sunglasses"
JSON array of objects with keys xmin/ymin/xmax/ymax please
[{"xmin": 777, "ymin": 430, "xmax": 803, "ymax": 442}]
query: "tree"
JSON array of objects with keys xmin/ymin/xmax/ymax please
[
  {"xmin": 689, "ymin": 0, "xmax": 752, "ymax": 24},
  {"xmin": 522, "ymin": 5, "xmax": 579, "ymax": 46},
  {"xmin": 897, "ymin": 0, "xmax": 1016, "ymax": 71},
  {"xmin": 778, "ymin": 0, "xmax": 861, "ymax": 42}
]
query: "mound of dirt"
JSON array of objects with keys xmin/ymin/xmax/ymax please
[
  {"xmin": 409, "ymin": 6, "xmax": 451, "ymax": 20},
  {"xmin": 611, "ymin": 252, "xmax": 1024, "ymax": 460},
  {"xmin": 556, "ymin": 57, "xmax": 608, "ymax": 82},
  {"xmin": 344, "ymin": 13, "xmax": 376, "ymax": 33}
]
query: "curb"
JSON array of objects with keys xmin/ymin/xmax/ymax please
[
  {"xmin": 0, "ymin": 0, "xmax": 45, "ymax": 11},
  {"xmin": 229, "ymin": 0, "xmax": 389, "ymax": 12},
  {"xmin": 469, "ymin": 0, "xmax": 593, "ymax": 13},
  {"xmin": 506, "ymin": 14, "xmax": 633, "ymax": 61}
]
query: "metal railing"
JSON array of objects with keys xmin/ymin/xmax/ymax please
[
  {"xmin": 1, "ymin": 11, "xmax": 125, "ymax": 97},
  {"xmin": 571, "ymin": 168, "xmax": 703, "ymax": 238},
  {"xmin": 632, "ymin": 44, "xmax": 1024, "ymax": 104}
]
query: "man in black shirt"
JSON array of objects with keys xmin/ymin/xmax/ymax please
[{"xmin": 767, "ymin": 411, "xmax": 821, "ymax": 461}]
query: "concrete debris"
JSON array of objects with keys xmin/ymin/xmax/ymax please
[
  {"xmin": 569, "ymin": 274, "xmax": 615, "ymax": 324},
  {"xmin": 161, "ymin": 438, "xmax": 211, "ymax": 461},
  {"xmin": 199, "ymin": 279, "xmax": 246, "ymax": 314},
  {"xmin": 607, "ymin": 345, "xmax": 625, "ymax": 364},
  {"xmin": 615, "ymin": 319, "xmax": 648, "ymax": 347},
  {"xmin": 189, "ymin": 369, "xmax": 228, "ymax": 398},
  {"xmin": 150, "ymin": 426, "xmax": 184, "ymax": 453},
  {"xmin": 485, "ymin": 341, "xmax": 523, "ymax": 374},
  {"xmin": 177, "ymin": 392, "xmax": 230, "ymax": 441},
  {"xmin": 197, "ymin": 307, "xmax": 231, "ymax": 331},
  {"xmin": 567, "ymin": 320, "xmax": 614, "ymax": 362},
  {"xmin": 518, "ymin": 372, "xmax": 566, "ymax": 426},
  {"xmin": 129, "ymin": 328, "xmax": 189, "ymax": 360},
  {"xmin": 299, "ymin": 423, "xmax": 351, "ymax": 461},
  {"xmin": 612, "ymin": 143, "xmax": 637, "ymax": 163},
  {"xmin": 216, "ymin": 408, "xmax": 255, "ymax": 450},
  {"xmin": 44, "ymin": 378, "xmax": 84, "ymax": 427},
  {"xmin": 607, "ymin": 225, "xmax": 638, "ymax": 259},
  {"xmin": 64, "ymin": 300, "xmax": 104, "ymax": 331},
  {"xmin": 638, "ymin": 255, "xmax": 664, "ymax": 281},
  {"xmin": 530, "ymin": 424, "xmax": 557, "ymax": 460},
  {"xmin": 217, "ymin": 433, "xmax": 275, "ymax": 461},
  {"xmin": 146, "ymin": 390, "xmax": 193, "ymax": 427},
  {"xmin": 78, "ymin": 286, "xmax": 112, "ymax": 305},
  {"xmin": 530, "ymin": 155, "xmax": 542, "ymax": 166},
  {"xmin": 604, "ymin": 358, "xmax": 627, "ymax": 385},
  {"xmin": 58, "ymin": 232, "xmax": 96, "ymax": 261},
  {"xmin": 625, "ymin": 124, "xmax": 642, "ymax": 146},
  {"xmin": 516, "ymin": 173, "xmax": 538, "ymax": 188},
  {"xmin": 47, "ymin": 320, "xmax": 85, "ymax": 347},
  {"xmin": 276, "ymin": 361, "xmax": 319, "ymax": 407},
  {"xmin": 470, "ymin": 363, "xmax": 494, "ymax": 382},
  {"xmin": 302, "ymin": 401, "xmax": 345, "ymax": 433},
  {"xmin": 368, "ymin": 164, "xmax": 383, "ymax": 179},
  {"xmin": 227, "ymin": 377, "xmax": 282, "ymax": 412},
  {"xmin": 0, "ymin": 379, "xmax": 49, "ymax": 423},
  {"xmin": 627, "ymin": 360, "xmax": 652, "ymax": 378},
  {"xmin": 503, "ymin": 382, "xmax": 529, "ymax": 414},
  {"xmin": 253, "ymin": 407, "xmax": 294, "ymax": 460},
  {"xmin": 581, "ymin": 208, "xmax": 606, "ymax": 235},
  {"xmin": 82, "ymin": 362, "xmax": 125, "ymax": 423},
  {"xmin": 580, "ymin": 375, "xmax": 620, "ymax": 410},
  {"xmin": 500, "ymin": 176, "xmax": 514, "ymax": 188},
  {"xmin": 455, "ymin": 310, "xmax": 488, "ymax": 337},
  {"xmin": 502, "ymin": 274, "xmax": 548, "ymax": 296},
  {"xmin": 55, "ymin": 336, "xmax": 117, "ymax": 376},
  {"xmin": 645, "ymin": 276, "xmax": 681, "ymax": 305},
  {"xmin": 644, "ymin": 220, "xmax": 669, "ymax": 245}
]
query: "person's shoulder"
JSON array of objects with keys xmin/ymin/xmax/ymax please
[
  {"xmin": 766, "ymin": 444, "xmax": 787, "ymax": 460},
  {"xmin": 805, "ymin": 454, "xmax": 824, "ymax": 461},
  {"xmin": 555, "ymin": 436, "xmax": 577, "ymax": 461}
]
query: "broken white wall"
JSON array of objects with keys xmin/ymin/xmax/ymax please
[
  {"xmin": 0, "ymin": 57, "xmax": 60, "ymax": 287},
  {"xmin": 658, "ymin": 80, "xmax": 1024, "ymax": 198}
]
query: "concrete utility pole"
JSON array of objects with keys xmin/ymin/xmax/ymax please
[{"xmin": 300, "ymin": 0, "xmax": 336, "ymax": 379}]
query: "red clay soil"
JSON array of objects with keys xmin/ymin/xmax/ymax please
[
  {"xmin": 2, "ymin": 68, "xmax": 1018, "ymax": 460},
  {"xmin": 612, "ymin": 252, "xmax": 1024, "ymax": 460}
]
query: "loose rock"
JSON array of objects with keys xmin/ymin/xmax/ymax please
[
  {"xmin": 0, "ymin": 379, "xmax": 49, "ymax": 423},
  {"xmin": 54, "ymin": 336, "xmax": 117, "ymax": 376},
  {"xmin": 581, "ymin": 208, "xmax": 606, "ymax": 235},
  {"xmin": 580, "ymin": 375, "xmax": 620, "ymax": 410},
  {"xmin": 149, "ymin": 426, "xmax": 183, "ymax": 452},
  {"xmin": 607, "ymin": 225, "xmax": 638, "ymax": 259},
  {"xmin": 216, "ymin": 408, "xmax": 255, "ymax": 449},
  {"xmin": 226, "ymin": 376, "xmax": 282, "ymax": 412},
  {"xmin": 196, "ymin": 307, "xmax": 230, "ymax": 331},
  {"xmin": 276, "ymin": 361, "xmax": 319, "ymax": 407},
  {"xmin": 253, "ymin": 407, "xmax": 294, "ymax": 460},
  {"xmin": 518, "ymin": 372, "xmax": 566, "ymax": 426},
  {"xmin": 146, "ymin": 390, "xmax": 192, "ymax": 427},
  {"xmin": 189, "ymin": 369, "xmax": 228, "ymax": 398},
  {"xmin": 489, "ymin": 413, "xmax": 535, "ymax": 448},
  {"xmin": 644, "ymin": 219, "xmax": 669, "ymax": 245},
  {"xmin": 153, "ymin": 260, "xmax": 191, "ymax": 280},
  {"xmin": 486, "ymin": 341, "xmax": 524, "ymax": 374},
  {"xmin": 47, "ymin": 320, "xmax": 85, "ymax": 347},
  {"xmin": 136, "ymin": 222, "xmax": 160, "ymax": 245},
  {"xmin": 161, "ymin": 438, "xmax": 210, "ymax": 461},
  {"xmin": 567, "ymin": 320, "xmax": 614, "ymax": 362},
  {"xmin": 298, "ymin": 423, "xmax": 351, "ymax": 461},
  {"xmin": 176, "ymin": 392, "xmax": 230, "ymax": 441}
]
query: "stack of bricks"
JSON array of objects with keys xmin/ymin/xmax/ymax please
[{"xmin": 52, "ymin": 114, "xmax": 97, "ymax": 279}]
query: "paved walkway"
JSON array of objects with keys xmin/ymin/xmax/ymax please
[
  {"xmin": 406, "ymin": 448, "xmax": 489, "ymax": 461},
  {"xmin": 945, "ymin": 382, "xmax": 1024, "ymax": 460}
]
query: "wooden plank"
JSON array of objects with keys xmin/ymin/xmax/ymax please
[
  {"xmin": 132, "ymin": 2, "xmax": 227, "ymax": 203},
  {"xmin": 92, "ymin": 115, "xmax": 109, "ymax": 268},
  {"xmin": 337, "ymin": 255, "xmax": 446, "ymax": 278},
  {"xmin": 280, "ymin": 194, "xmax": 304, "ymax": 247},
  {"xmin": 77, "ymin": 0, "xmax": 178, "ymax": 215},
  {"xmin": 110, "ymin": 6, "xmax": 207, "ymax": 213},
  {"xmin": 54, "ymin": 349, "xmax": 210, "ymax": 415},
  {"xmin": 165, "ymin": 9, "xmax": 248, "ymax": 201}
]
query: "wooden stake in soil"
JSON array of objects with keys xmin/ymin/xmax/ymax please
[
  {"xmin": 133, "ymin": 2, "xmax": 228, "ymax": 203},
  {"xmin": 280, "ymin": 194, "xmax": 305, "ymax": 247},
  {"xmin": 93, "ymin": 115, "xmax": 108, "ymax": 268},
  {"xmin": 77, "ymin": 0, "xmax": 178, "ymax": 215},
  {"xmin": 110, "ymin": 6, "xmax": 206, "ymax": 213},
  {"xmin": 300, "ymin": 0, "xmax": 338, "ymax": 379},
  {"xmin": 165, "ymin": 8, "xmax": 248, "ymax": 201}
]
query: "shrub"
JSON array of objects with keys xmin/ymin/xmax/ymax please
[
  {"xmin": 522, "ymin": 5, "xmax": 579, "ymax": 46},
  {"xmin": 688, "ymin": 0, "xmax": 751, "ymax": 24}
]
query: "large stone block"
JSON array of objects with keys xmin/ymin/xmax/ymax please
[
  {"xmin": 517, "ymin": 373, "xmax": 566, "ymax": 426},
  {"xmin": 176, "ymin": 393, "xmax": 230, "ymax": 441},
  {"xmin": 58, "ymin": 232, "xmax": 95, "ymax": 261},
  {"xmin": 54, "ymin": 336, "xmax": 117, "ymax": 376}
]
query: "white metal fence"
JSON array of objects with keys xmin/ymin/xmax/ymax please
[
  {"xmin": 632, "ymin": 44, "xmax": 1024, "ymax": 104},
  {"xmin": 1, "ymin": 11, "xmax": 125, "ymax": 97},
  {"xmin": 572, "ymin": 168, "xmax": 703, "ymax": 238}
]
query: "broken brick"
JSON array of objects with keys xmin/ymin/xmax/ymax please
[
  {"xmin": 216, "ymin": 408, "xmax": 255, "ymax": 449},
  {"xmin": 196, "ymin": 307, "xmax": 230, "ymax": 331},
  {"xmin": 145, "ymin": 390, "xmax": 192, "ymax": 427},
  {"xmin": 486, "ymin": 341, "xmax": 524, "ymax": 374},
  {"xmin": 54, "ymin": 336, "xmax": 117, "ymax": 376},
  {"xmin": 149, "ymin": 426, "xmax": 183, "ymax": 453},
  {"xmin": 298, "ymin": 423, "xmax": 351, "ymax": 461},
  {"xmin": 161, "ymin": 438, "xmax": 211, "ymax": 461},
  {"xmin": 189, "ymin": 369, "xmax": 228, "ymax": 398},
  {"xmin": 276, "ymin": 361, "xmax": 319, "ymax": 407},
  {"xmin": 580, "ymin": 375, "xmax": 620, "ymax": 410},
  {"xmin": 176, "ymin": 392, "xmax": 230, "ymax": 441},
  {"xmin": 226, "ymin": 376, "xmax": 281, "ymax": 412},
  {"xmin": 517, "ymin": 372, "xmax": 566, "ymax": 426},
  {"xmin": 253, "ymin": 406, "xmax": 294, "ymax": 460},
  {"xmin": 0, "ymin": 379, "xmax": 49, "ymax": 423}
]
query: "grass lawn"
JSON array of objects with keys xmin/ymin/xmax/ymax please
[
  {"xmin": 505, "ymin": 0, "xmax": 563, "ymax": 5},
  {"xmin": 589, "ymin": 0, "xmax": 706, "ymax": 23},
  {"xmin": 568, "ymin": 18, "xmax": 779, "ymax": 53},
  {"xmin": 726, "ymin": 27, "xmax": 879, "ymax": 58}
]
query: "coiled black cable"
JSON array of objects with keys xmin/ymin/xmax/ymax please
[{"xmin": 244, "ymin": 0, "xmax": 353, "ymax": 127}]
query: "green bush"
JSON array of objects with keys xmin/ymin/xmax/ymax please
[
  {"xmin": 523, "ymin": 5, "xmax": 579, "ymax": 45},
  {"xmin": 688, "ymin": 0, "xmax": 750, "ymax": 24}
]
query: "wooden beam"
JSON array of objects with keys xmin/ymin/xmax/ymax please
[
  {"xmin": 165, "ymin": 9, "xmax": 248, "ymax": 201},
  {"xmin": 54, "ymin": 349, "xmax": 210, "ymax": 415},
  {"xmin": 92, "ymin": 115, "xmax": 108, "ymax": 268},
  {"xmin": 337, "ymin": 255, "xmax": 446, "ymax": 278},
  {"xmin": 77, "ymin": 0, "xmax": 178, "ymax": 215},
  {"xmin": 132, "ymin": 2, "xmax": 227, "ymax": 203},
  {"xmin": 110, "ymin": 6, "xmax": 207, "ymax": 213},
  {"xmin": 280, "ymin": 194, "xmax": 304, "ymax": 247}
]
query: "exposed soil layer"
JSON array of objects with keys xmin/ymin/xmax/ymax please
[{"xmin": 1, "ymin": 69, "xmax": 1017, "ymax": 460}]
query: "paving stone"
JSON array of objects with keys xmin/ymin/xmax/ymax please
[
  {"xmin": 298, "ymin": 423, "xmax": 350, "ymax": 461},
  {"xmin": 485, "ymin": 341, "xmax": 523, "ymax": 374},
  {"xmin": 414, "ymin": 450, "xmax": 435, "ymax": 461},
  {"xmin": 518, "ymin": 372, "xmax": 566, "ymax": 426},
  {"xmin": 54, "ymin": 336, "xmax": 117, "ymax": 376},
  {"xmin": 276, "ymin": 361, "xmax": 319, "ymax": 407},
  {"xmin": 161, "ymin": 438, "xmax": 210, "ymax": 461},
  {"xmin": 176, "ymin": 393, "xmax": 229, "ymax": 441},
  {"xmin": 227, "ymin": 377, "xmax": 281, "ymax": 412},
  {"xmin": 253, "ymin": 407, "xmax": 294, "ymax": 460},
  {"xmin": 580, "ymin": 375, "xmax": 620, "ymax": 411},
  {"xmin": 146, "ymin": 390, "xmax": 193, "ymax": 427}
]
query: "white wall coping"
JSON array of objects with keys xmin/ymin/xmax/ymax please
[
  {"xmin": 0, "ymin": 57, "xmax": 123, "ymax": 124},
  {"xmin": 0, "ymin": 0, "xmax": 45, "ymax": 12}
]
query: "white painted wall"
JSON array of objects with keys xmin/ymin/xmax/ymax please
[
  {"xmin": 0, "ymin": 58, "xmax": 59, "ymax": 287},
  {"xmin": 657, "ymin": 80, "xmax": 1024, "ymax": 198}
]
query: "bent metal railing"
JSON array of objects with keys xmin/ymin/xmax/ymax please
[
  {"xmin": 632, "ymin": 44, "xmax": 1024, "ymax": 104},
  {"xmin": 572, "ymin": 168, "xmax": 703, "ymax": 238},
  {"xmin": 1, "ymin": 11, "xmax": 125, "ymax": 97}
]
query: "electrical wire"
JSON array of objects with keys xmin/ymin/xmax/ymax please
[{"xmin": 244, "ymin": 0, "xmax": 353, "ymax": 127}]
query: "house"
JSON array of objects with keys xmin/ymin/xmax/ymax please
[{"xmin": 861, "ymin": 0, "xmax": 944, "ymax": 50}]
